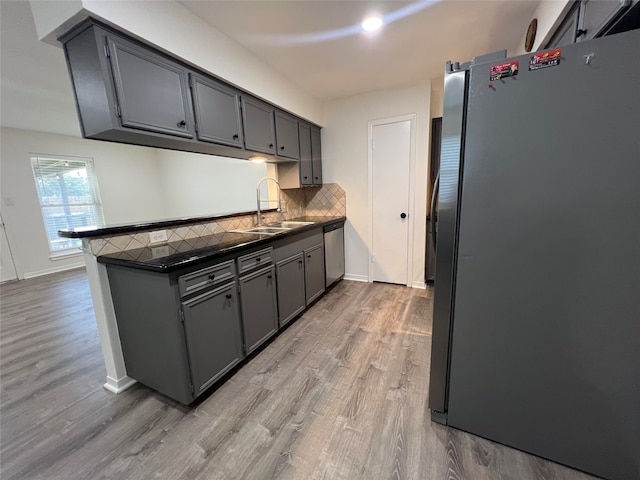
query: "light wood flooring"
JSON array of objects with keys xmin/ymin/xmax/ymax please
[{"xmin": 1, "ymin": 269, "xmax": 599, "ymax": 480}]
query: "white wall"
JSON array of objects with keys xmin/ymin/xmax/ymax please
[
  {"xmin": 0, "ymin": 127, "xmax": 165, "ymax": 278},
  {"xmin": 29, "ymin": 0, "xmax": 323, "ymax": 126},
  {"xmin": 322, "ymin": 84, "xmax": 431, "ymax": 286},
  {"xmin": 513, "ymin": 0, "xmax": 573, "ymax": 55},
  {"xmin": 430, "ymin": 77, "xmax": 444, "ymax": 119},
  {"xmin": 155, "ymin": 150, "xmax": 268, "ymax": 218}
]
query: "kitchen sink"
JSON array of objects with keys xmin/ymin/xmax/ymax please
[
  {"xmin": 235, "ymin": 226, "xmax": 291, "ymax": 235},
  {"xmin": 267, "ymin": 221, "xmax": 315, "ymax": 228}
]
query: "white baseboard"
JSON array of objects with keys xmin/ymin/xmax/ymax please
[
  {"xmin": 343, "ymin": 273, "xmax": 369, "ymax": 282},
  {"xmin": 104, "ymin": 375, "xmax": 137, "ymax": 394},
  {"xmin": 412, "ymin": 281, "xmax": 426, "ymax": 289},
  {"xmin": 23, "ymin": 262, "xmax": 85, "ymax": 279}
]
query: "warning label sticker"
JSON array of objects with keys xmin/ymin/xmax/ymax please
[
  {"xmin": 490, "ymin": 60, "xmax": 519, "ymax": 81},
  {"xmin": 529, "ymin": 49, "xmax": 561, "ymax": 71}
]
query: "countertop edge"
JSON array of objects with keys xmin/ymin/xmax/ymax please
[
  {"xmin": 96, "ymin": 217, "xmax": 345, "ymax": 273},
  {"xmin": 58, "ymin": 208, "xmax": 280, "ymax": 239}
]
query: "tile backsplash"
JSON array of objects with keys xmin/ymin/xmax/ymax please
[{"xmin": 88, "ymin": 183, "xmax": 345, "ymax": 256}]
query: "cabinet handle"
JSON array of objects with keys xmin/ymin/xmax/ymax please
[
  {"xmin": 233, "ymin": 134, "xmax": 239, "ymax": 139},
  {"xmin": 307, "ymin": 254, "xmax": 312, "ymax": 259},
  {"xmin": 267, "ymin": 274, "xmax": 273, "ymax": 279},
  {"xmin": 177, "ymin": 120, "xmax": 186, "ymax": 127},
  {"xmin": 226, "ymin": 293, "xmax": 232, "ymax": 299},
  {"xmin": 314, "ymin": 177, "xmax": 319, "ymax": 180},
  {"xmin": 298, "ymin": 260, "xmax": 303, "ymax": 264},
  {"xmin": 280, "ymin": 146, "xmax": 285, "ymax": 150},
  {"xmin": 208, "ymin": 273, "xmax": 215, "ymax": 281},
  {"xmin": 256, "ymin": 257, "xmax": 261, "ymax": 262},
  {"xmin": 303, "ymin": 176, "xmax": 308, "ymax": 179},
  {"xmin": 269, "ymin": 144, "xmax": 274, "ymax": 149}
]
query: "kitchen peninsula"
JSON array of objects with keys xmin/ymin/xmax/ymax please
[{"xmin": 59, "ymin": 183, "xmax": 346, "ymax": 401}]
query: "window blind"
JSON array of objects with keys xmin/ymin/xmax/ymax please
[{"xmin": 30, "ymin": 155, "xmax": 104, "ymax": 254}]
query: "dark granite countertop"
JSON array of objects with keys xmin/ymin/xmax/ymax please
[
  {"xmin": 57, "ymin": 208, "xmax": 279, "ymax": 239},
  {"xmin": 96, "ymin": 216, "xmax": 345, "ymax": 273}
]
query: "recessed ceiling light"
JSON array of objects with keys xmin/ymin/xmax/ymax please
[{"xmin": 361, "ymin": 15, "xmax": 383, "ymax": 33}]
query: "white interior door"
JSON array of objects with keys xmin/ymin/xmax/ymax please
[
  {"xmin": 371, "ymin": 119, "xmax": 412, "ymax": 285},
  {"xmin": 1, "ymin": 213, "xmax": 18, "ymax": 282}
]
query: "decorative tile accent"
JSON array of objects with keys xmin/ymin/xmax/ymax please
[
  {"xmin": 305, "ymin": 183, "xmax": 346, "ymax": 217},
  {"xmin": 88, "ymin": 182, "xmax": 347, "ymax": 255}
]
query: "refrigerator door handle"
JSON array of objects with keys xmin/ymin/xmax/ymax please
[{"xmin": 430, "ymin": 172, "xmax": 440, "ymax": 246}]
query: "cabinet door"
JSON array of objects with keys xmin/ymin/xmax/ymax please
[
  {"xmin": 276, "ymin": 253, "xmax": 306, "ymax": 326},
  {"xmin": 545, "ymin": 3, "xmax": 579, "ymax": 48},
  {"xmin": 580, "ymin": 0, "xmax": 631, "ymax": 40},
  {"xmin": 181, "ymin": 282, "xmax": 244, "ymax": 397},
  {"xmin": 107, "ymin": 35, "xmax": 194, "ymax": 138},
  {"xmin": 304, "ymin": 244, "xmax": 325, "ymax": 304},
  {"xmin": 275, "ymin": 111, "xmax": 300, "ymax": 159},
  {"xmin": 239, "ymin": 265, "xmax": 278, "ymax": 353},
  {"xmin": 242, "ymin": 97, "xmax": 276, "ymax": 154},
  {"xmin": 311, "ymin": 126, "xmax": 323, "ymax": 185},
  {"xmin": 298, "ymin": 123, "xmax": 313, "ymax": 186},
  {"xmin": 190, "ymin": 73, "xmax": 243, "ymax": 148}
]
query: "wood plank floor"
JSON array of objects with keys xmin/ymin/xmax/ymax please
[{"xmin": 1, "ymin": 269, "xmax": 600, "ymax": 480}]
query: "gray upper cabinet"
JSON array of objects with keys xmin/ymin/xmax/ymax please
[
  {"xmin": 242, "ymin": 97, "xmax": 276, "ymax": 155},
  {"xmin": 310, "ymin": 126, "xmax": 323, "ymax": 185},
  {"xmin": 190, "ymin": 73, "xmax": 243, "ymax": 148},
  {"xmin": 277, "ymin": 122, "xmax": 323, "ymax": 189},
  {"xmin": 304, "ymin": 243, "xmax": 325, "ymax": 305},
  {"xmin": 61, "ymin": 20, "xmax": 323, "ymax": 161},
  {"xmin": 545, "ymin": 3, "xmax": 579, "ymax": 48},
  {"xmin": 580, "ymin": 0, "xmax": 632, "ymax": 40},
  {"xmin": 107, "ymin": 34, "xmax": 194, "ymax": 138},
  {"xmin": 181, "ymin": 281, "xmax": 244, "ymax": 395},
  {"xmin": 545, "ymin": 0, "xmax": 635, "ymax": 48},
  {"xmin": 275, "ymin": 111, "xmax": 300, "ymax": 160},
  {"xmin": 299, "ymin": 123, "xmax": 313, "ymax": 186}
]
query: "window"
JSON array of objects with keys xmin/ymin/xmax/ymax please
[{"xmin": 30, "ymin": 155, "xmax": 104, "ymax": 255}]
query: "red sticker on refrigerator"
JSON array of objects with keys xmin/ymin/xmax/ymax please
[
  {"xmin": 529, "ymin": 49, "xmax": 561, "ymax": 71},
  {"xmin": 490, "ymin": 60, "xmax": 519, "ymax": 81}
]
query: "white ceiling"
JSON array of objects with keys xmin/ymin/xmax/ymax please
[
  {"xmin": 0, "ymin": 0, "xmax": 538, "ymax": 137},
  {"xmin": 179, "ymin": 0, "xmax": 540, "ymax": 101}
]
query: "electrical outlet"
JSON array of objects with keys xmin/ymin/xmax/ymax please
[
  {"xmin": 149, "ymin": 230, "xmax": 168, "ymax": 245},
  {"xmin": 151, "ymin": 245, "xmax": 170, "ymax": 258}
]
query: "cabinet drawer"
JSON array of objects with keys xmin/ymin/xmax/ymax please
[
  {"xmin": 179, "ymin": 260, "xmax": 235, "ymax": 298},
  {"xmin": 237, "ymin": 248, "xmax": 273, "ymax": 275}
]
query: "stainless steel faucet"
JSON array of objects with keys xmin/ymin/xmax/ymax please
[{"xmin": 256, "ymin": 177, "xmax": 282, "ymax": 226}]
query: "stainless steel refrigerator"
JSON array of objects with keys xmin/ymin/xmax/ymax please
[{"xmin": 428, "ymin": 29, "xmax": 640, "ymax": 480}]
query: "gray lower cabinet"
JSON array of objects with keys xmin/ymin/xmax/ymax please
[
  {"xmin": 190, "ymin": 73, "xmax": 243, "ymax": 148},
  {"xmin": 238, "ymin": 264, "xmax": 279, "ymax": 354},
  {"xmin": 304, "ymin": 243, "xmax": 325, "ymax": 304},
  {"xmin": 275, "ymin": 253, "xmax": 306, "ymax": 326},
  {"xmin": 181, "ymin": 281, "xmax": 244, "ymax": 396},
  {"xmin": 103, "ymin": 226, "xmax": 334, "ymax": 404},
  {"xmin": 105, "ymin": 258, "xmax": 245, "ymax": 404}
]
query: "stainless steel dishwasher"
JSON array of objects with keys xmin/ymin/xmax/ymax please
[{"xmin": 323, "ymin": 222, "xmax": 345, "ymax": 287}]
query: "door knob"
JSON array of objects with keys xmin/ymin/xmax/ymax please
[{"xmin": 400, "ymin": 213, "xmax": 407, "ymax": 219}]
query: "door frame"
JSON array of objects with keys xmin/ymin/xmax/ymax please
[
  {"xmin": 0, "ymin": 211, "xmax": 19, "ymax": 282},
  {"xmin": 367, "ymin": 113, "xmax": 417, "ymax": 286}
]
